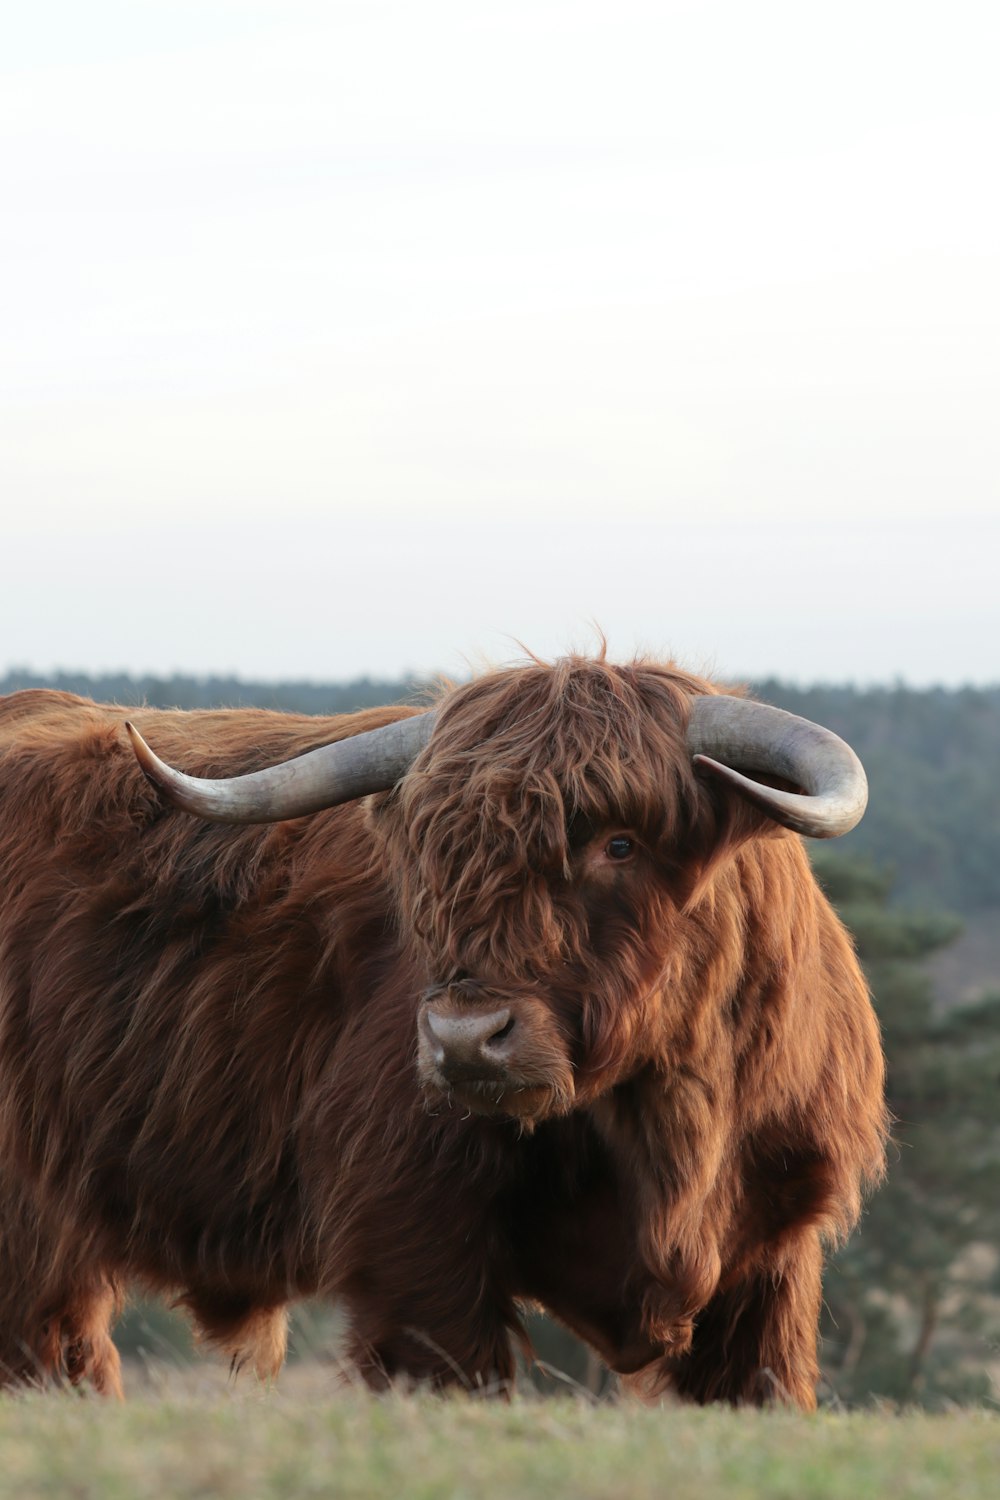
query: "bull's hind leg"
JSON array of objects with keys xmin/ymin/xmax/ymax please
[
  {"xmin": 666, "ymin": 1230, "xmax": 823, "ymax": 1410},
  {"xmin": 180, "ymin": 1290, "xmax": 288, "ymax": 1381},
  {"xmin": 0, "ymin": 1192, "xmax": 124, "ymax": 1395},
  {"xmin": 0, "ymin": 1276, "xmax": 124, "ymax": 1396},
  {"xmin": 39, "ymin": 1279, "xmax": 125, "ymax": 1398}
]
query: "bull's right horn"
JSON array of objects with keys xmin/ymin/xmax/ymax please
[{"xmin": 126, "ymin": 710, "xmax": 437, "ymax": 823}]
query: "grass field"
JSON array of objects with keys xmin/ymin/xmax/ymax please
[{"xmin": 0, "ymin": 1370, "xmax": 997, "ymax": 1500}]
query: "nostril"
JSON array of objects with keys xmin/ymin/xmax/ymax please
[{"xmin": 487, "ymin": 1015, "xmax": 516, "ymax": 1047}]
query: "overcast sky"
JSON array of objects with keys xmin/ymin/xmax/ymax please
[{"xmin": 2, "ymin": 1, "xmax": 997, "ymax": 687}]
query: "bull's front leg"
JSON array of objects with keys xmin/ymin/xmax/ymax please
[
  {"xmin": 651, "ymin": 1228, "xmax": 824, "ymax": 1409},
  {"xmin": 334, "ymin": 1189, "xmax": 521, "ymax": 1392},
  {"xmin": 509, "ymin": 1112, "xmax": 824, "ymax": 1409},
  {"xmin": 516, "ymin": 1213, "xmax": 823, "ymax": 1408},
  {"xmin": 342, "ymin": 1289, "xmax": 518, "ymax": 1393},
  {"xmin": 507, "ymin": 1145, "xmax": 668, "ymax": 1377}
]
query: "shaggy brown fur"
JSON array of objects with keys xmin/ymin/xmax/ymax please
[{"xmin": 0, "ymin": 658, "xmax": 886, "ymax": 1406}]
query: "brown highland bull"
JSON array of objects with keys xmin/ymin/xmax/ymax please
[{"xmin": 0, "ymin": 655, "xmax": 886, "ymax": 1405}]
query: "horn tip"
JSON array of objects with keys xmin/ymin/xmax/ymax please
[{"xmin": 124, "ymin": 720, "xmax": 163, "ymax": 785}]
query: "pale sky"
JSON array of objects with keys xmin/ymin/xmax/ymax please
[{"xmin": 2, "ymin": 1, "xmax": 998, "ymax": 687}]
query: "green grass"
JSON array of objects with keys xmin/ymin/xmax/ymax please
[{"xmin": 0, "ymin": 1374, "xmax": 996, "ymax": 1500}]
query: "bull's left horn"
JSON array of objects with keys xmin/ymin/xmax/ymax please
[
  {"xmin": 125, "ymin": 711, "xmax": 437, "ymax": 823},
  {"xmin": 687, "ymin": 696, "xmax": 868, "ymax": 839}
]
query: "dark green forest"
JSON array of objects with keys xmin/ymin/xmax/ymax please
[
  {"xmin": 3, "ymin": 664, "xmax": 998, "ymax": 1404},
  {"xmin": 759, "ymin": 679, "xmax": 1000, "ymax": 915},
  {"xmin": 813, "ymin": 853, "xmax": 999, "ymax": 1406}
]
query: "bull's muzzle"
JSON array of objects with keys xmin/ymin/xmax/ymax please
[
  {"xmin": 419, "ymin": 1006, "xmax": 517, "ymax": 1085},
  {"xmin": 417, "ymin": 986, "xmax": 575, "ymax": 1121}
]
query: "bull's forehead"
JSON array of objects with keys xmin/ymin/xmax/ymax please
[
  {"xmin": 423, "ymin": 667, "xmax": 691, "ymax": 808},
  {"xmin": 433, "ymin": 658, "xmax": 689, "ymax": 742}
]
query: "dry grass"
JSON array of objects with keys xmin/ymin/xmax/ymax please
[{"xmin": 0, "ymin": 1364, "xmax": 997, "ymax": 1500}]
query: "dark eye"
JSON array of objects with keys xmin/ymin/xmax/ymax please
[{"xmin": 606, "ymin": 836, "xmax": 634, "ymax": 861}]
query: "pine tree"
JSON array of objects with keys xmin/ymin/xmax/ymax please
[{"xmin": 815, "ymin": 853, "xmax": 1000, "ymax": 1406}]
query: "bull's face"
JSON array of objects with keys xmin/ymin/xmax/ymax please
[
  {"xmin": 411, "ymin": 824, "xmax": 674, "ymax": 1124},
  {"xmin": 381, "ymin": 662, "xmax": 714, "ymax": 1126}
]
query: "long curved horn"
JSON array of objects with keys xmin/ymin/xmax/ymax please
[
  {"xmin": 125, "ymin": 711, "xmax": 437, "ymax": 823},
  {"xmin": 687, "ymin": 696, "xmax": 868, "ymax": 838}
]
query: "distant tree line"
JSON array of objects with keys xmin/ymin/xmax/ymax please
[{"xmin": 0, "ymin": 666, "xmax": 435, "ymax": 718}]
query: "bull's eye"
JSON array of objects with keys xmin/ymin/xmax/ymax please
[{"xmin": 605, "ymin": 836, "xmax": 634, "ymax": 861}]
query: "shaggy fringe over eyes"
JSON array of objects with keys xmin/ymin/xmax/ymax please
[{"xmin": 387, "ymin": 655, "xmax": 723, "ymax": 981}]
